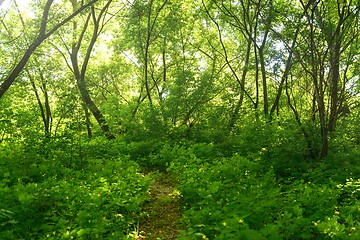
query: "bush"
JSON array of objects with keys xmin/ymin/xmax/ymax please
[
  {"xmin": 0, "ymin": 139, "xmax": 151, "ymax": 239},
  {"xmin": 165, "ymin": 143, "xmax": 360, "ymax": 239}
]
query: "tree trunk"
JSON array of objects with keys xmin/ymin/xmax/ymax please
[
  {"xmin": 77, "ymin": 78, "xmax": 113, "ymax": 139},
  {"xmin": 29, "ymin": 75, "xmax": 49, "ymax": 135},
  {"xmin": 69, "ymin": 1, "xmax": 115, "ymax": 140},
  {"xmin": 82, "ymin": 103, "xmax": 93, "ymax": 138},
  {"xmin": 0, "ymin": 0, "xmax": 98, "ymax": 98},
  {"xmin": 259, "ymin": 49, "xmax": 268, "ymax": 115},
  {"xmin": 328, "ymin": 39, "xmax": 341, "ymax": 133},
  {"xmin": 228, "ymin": 38, "xmax": 252, "ymax": 131},
  {"xmin": 270, "ymin": 26, "xmax": 301, "ymax": 117},
  {"xmin": 144, "ymin": 0, "xmax": 153, "ymax": 106},
  {"xmin": 286, "ymin": 78, "xmax": 317, "ymax": 159}
]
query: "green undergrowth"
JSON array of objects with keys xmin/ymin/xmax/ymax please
[
  {"xmin": 2, "ymin": 134, "xmax": 360, "ymax": 239},
  {"xmin": 0, "ymin": 138, "xmax": 152, "ymax": 239},
  {"xmin": 145, "ymin": 142, "xmax": 360, "ymax": 239}
]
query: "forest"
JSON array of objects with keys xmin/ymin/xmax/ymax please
[{"xmin": 0, "ymin": 0, "xmax": 360, "ymax": 239}]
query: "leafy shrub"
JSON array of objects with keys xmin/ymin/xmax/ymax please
[
  {"xmin": 165, "ymin": 143, "xmax": 360, "ymax": 239},
  {"xmin": 168, "ymin": 152, "xmax": 282, "ymax": 239},
  {"xmin": 0, "ymin": 139, "xmax": 151, "ymax": 239}
]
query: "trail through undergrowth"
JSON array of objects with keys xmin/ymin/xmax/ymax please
[{"xmin": 136, "ymin": 171, "xmax": 183, "ymax": 239}]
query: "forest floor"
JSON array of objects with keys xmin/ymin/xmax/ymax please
[{"xmin": 136, "ymin": 171, "xmax": 183, "ymax": 239}]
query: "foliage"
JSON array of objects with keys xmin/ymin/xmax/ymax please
[
  {"xmin": 0, "ymin": 139, "xmax": 151, "ymax": 239},
  {"xmin": 164, "ymin": 143, "xmax": 360, "ymax": 239},
  {"xmin": 1, "ymin": 0, "xmax": 360, "ymax": 239}
]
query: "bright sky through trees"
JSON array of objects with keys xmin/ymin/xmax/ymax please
[
  {"xmin": 0, "ymin": 0, "xmax": 32, "ymax": 19},
  {"xmin": 0, "ymin": 0, "xmax": 30, "ymax": 10}
]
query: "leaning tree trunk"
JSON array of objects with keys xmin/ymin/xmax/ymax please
[
  {"xmin": 0, "ymin": 0, "xmax": 98, "ymax": 98},
  {"xmin": 76, "ymin": 77, "xmax": 113, "ymax": 139},
  {"xmin": 69, "ymin": 0, "xmax": 114, "ymax": 140}
]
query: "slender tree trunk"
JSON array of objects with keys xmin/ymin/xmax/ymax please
[
  {"xmin": 228, "ymin": 38, "xmax": 252, "ymax": 131},
  {"xmin": 70, "ymin": 1, "xmax": 114, "ymax": 140},
  {"xmin": 29, "ymin": 76, "xmax": 49, "ymax": 135},
  {"xmin": 76, "ymin": 78, "xmax": 113, "ymax": 139},
  {"xmin": 270, "ymin": 26, "xmax": 301, "ymax": 117},
  {"xmin": 254, "ymin": 43, "xmax": 259, "ymax": 110},
  {"xmin": 82, "ymin": 102, "xmax": 93, "ymax": 138},
  {"xmin": 203, "ymin": 1, "xmax": 256, "ymax": 110},
  {"xmin": 259, "ymin": 48, "xmax": 268, "ymax": 115},
  {"xmin": 144, "ymin": 0, "xmax": 153, "ymax": 106},
  {"xmin": 328, "ymin": 39, "xmax": 341, "ymax": 133},
  {"xmin": 42, "ymin": 82, "xmax": 52, "ymax": 136},
  {"xmin": 313, "ymin": 72, "xmax": 328, "ymax": 158},
  {"xmin": 286, "ymin": 78, "xmax": 316, "ymax": 159},
  {"xmin": 27, "ymin": 67, "xmax": 52, "ymax": 137},
  {"xmin": 0, "ymin": 0, "xmax": 98, "ymax": 98}
]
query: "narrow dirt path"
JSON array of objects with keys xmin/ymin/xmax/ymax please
[{"xmin": 136, "ymin": 171, "xmax": 183, "ymax": 240}]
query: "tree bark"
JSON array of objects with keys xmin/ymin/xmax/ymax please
[
  {"xmin": 328, "ymin": 33, "xmax": 342, "ymax": 133},
  {"xmin": 68, "ymin": 1, "xmax": 114, "ymax": 139},
  {"xmin": 228, "ymin": 38, "xmax": 252, "ymax": 131},
  {"xmin": 270, "ymin": 26, "xmax": 301, "ymax": 117},
  {"xmin": 0, "ymin": 0, "xmax": 98, "ymax": 99},
  {"xmin": 285, "ymin": 77, "xmax": 316, "ymax": 159}
]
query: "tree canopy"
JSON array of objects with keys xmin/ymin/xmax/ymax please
[
  {"xmin": 1, "ymin": 0, "xmax": 360, "ymax": 239},
  {"xmin": 1, "ymin": 0, "xmax": 359, "ymax": 157}
]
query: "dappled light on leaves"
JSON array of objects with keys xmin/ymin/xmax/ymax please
[{"xmin": 1, "ymin": 0, "xmax": 360, "ymax": 239}]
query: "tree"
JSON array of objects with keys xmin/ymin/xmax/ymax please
[
  {"xmin": 54, "ymin": 0, "xmax": 115, "ymax": 139},
  {"xmin": 293, "ymin": 0, "xmax": 360, "ymax": 157},
  {"xmin": 26, "ymin": 60, "xmax": 53, "ymax": 138},
  {"xmin": 0, "ymin": 0, "xmax": 98, "ymax": 99}
]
